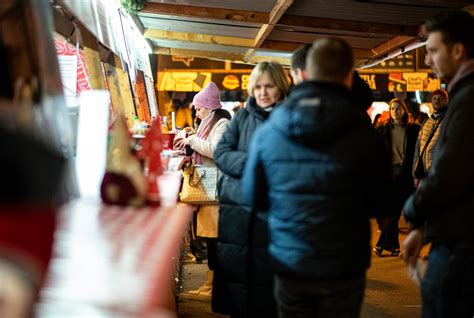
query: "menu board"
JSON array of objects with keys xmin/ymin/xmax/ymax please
[
  {"xmin": 358, "ymin": 73, "xmax": 389, "ymax": 91},
  {"xmin": 388, "ymin": 72, "xmax": 440, "ymax": 92},
  {"xmin": 157, "ymin": 71, "xmax": 252, "ymax": 92},
  {"xmin": 158, "ymin": 72, "xmax": 212, "ymax": 92},
  {"xmin": 55, "ymin": 39, "xmax": 92, "ymax": 107}
]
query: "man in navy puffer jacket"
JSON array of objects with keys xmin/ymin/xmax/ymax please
[{"xmin": 242, "ymin": 38, "xmax": 391, "ymax": 318}]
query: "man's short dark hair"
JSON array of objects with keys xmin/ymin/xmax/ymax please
[
  {"xmin": 307, "ymin": 38, "xmax": 353, "ymax": 83},
  {"xmin": 424, "ymin": 10, "xmax": 474, "ymax": 59},
  {"xmin": 291, "ymin": 44, "xmax": 312, "ymax": 71}
]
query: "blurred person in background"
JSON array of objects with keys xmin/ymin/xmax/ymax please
[
  {"xmin": 373, "ymin": 98, "xmax": 419, "ymax": 257},
  {"xmin": 411, "ymin": 89, "xmax": 448, "ymax": 261},
  {"xmin": 412, "ymin": 89, "xmax": 448, "ymax": 187},
  {"xmin": 213, "ymin": 61, "xmax": 290, "ymax": 317},
  {"xmin": 175, "ymin": 82, "xmax": 231, "ymax": 300},
  {"xmin": 290, "ymin": 44, "xmax": 311, "ymax": 85}
]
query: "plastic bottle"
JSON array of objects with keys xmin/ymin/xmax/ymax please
[{"xmin": 161, "ymin": 116, "xmax": 170, "ymax": 133}]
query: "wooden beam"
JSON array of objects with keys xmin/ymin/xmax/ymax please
[
  {"xmin": 277, "ymin": 15, "xmax": 420, "ymax": 37},
  {"xmin": 464, "ymin": 4, "xmax": 474, "ymax": 15},
  {"xmin": 154, "ymin": 47, "xmax": 245, "ymax": 62},
  {"xmin": 0, "ymin": 0, "xmax": 19, "ymax": 17},
  {"xmin": 144, "ymin": 28, "xmax": 255, "ymax": 47},
  {"xmin": 260, "ymin": 40, "xmax": 374, "ymax": 59},
  {"xmin": 260, "ymin": 40, "xmax": 301, "ymax": 51},
  {"xmin": 162, "ymin": 69, "xmax": 253, "ymax": 74},
  {"xmin": 141, "ymin": 2, "xmax": 268, "ymax": 24},
  {"xmin": 129, "ymin": 13, "xmax": 145, "ymax": 34},
  {"xmin": 243, "ymin": 49, "xmax": 257, "ymax": 63},
  {"xmin": 52, "ymin": 6, "xmax": 75, "ymax": 40},
  {"xmin": 248, "ymin": 55, "xmax": 291, "ymax": 67},
  {"xmin": 371, "ymin": 35, "xmax": 416, "ymax": 58},
  {"xmin": 245, "ymin": 0, "xmax": 294, "ymax": 62}
]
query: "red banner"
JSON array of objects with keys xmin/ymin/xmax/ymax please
[{"xmin": 54, "ymin": 39, "xmax": 91, "ymax": 94}]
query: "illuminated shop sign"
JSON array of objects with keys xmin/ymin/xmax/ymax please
[
  {"xmin": 158, "ymin": 72, "xmax": 212, "ymax": 92},
  {"xmin": 222, "ymin": 75, "xmax": 240, "ymax": 90},
  {"xmin": 388, "ymin": 72, "xmax": 440, "ymax": 92},
  {"xmin": 158, "ymin": 72, "xmax": 251, "ymax": 91},
  {"xmin": 359, "ymin": 72, "xmax": 440, "ymax": 92}
]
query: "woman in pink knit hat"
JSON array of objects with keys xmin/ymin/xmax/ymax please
[{"xmin": 175, "ymin": 82, "xmax": 231, "ymax": 300}]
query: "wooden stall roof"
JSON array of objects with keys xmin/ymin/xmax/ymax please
[{"xmin": 138, "ymin": 0, "xmax": 474, "ymax": 66}]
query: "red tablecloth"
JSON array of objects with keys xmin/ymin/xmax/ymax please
[{"xmin": 36, "ymin": 171, "xmax": 191, "ymax": 317}]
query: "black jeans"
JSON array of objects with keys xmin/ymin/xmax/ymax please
[
  {"xmin": 274, "ymin": 273, "xmax": 365, "ymax": 318},
  {"xmin": 421, "ymin": 243, "xmax": 474, "ymax": 318},
  {"xmin": 206, "ymin": 237, "xmax": 217, "ymax": 271},
  {"xmin": 376, "ymin": 171, "xmax": 413, "ymax": 252},
  {"xmin": 189, "ymin": 212, "xmax": 207, "ymax": 261},
  {"xmin": 376, "ymin": 211, "xmax": 401, "ymax": 251}
]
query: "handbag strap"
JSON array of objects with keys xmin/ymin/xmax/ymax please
[
  {"xmin": 189, "ymin": 168, "xmax": 206, "ymax": 187},
  {"xmin": 418, "ymin": 119, "xmax": 442, "ymax": 163},
  {"xmin": 184, "ymin": 158, "xmax": 206, "ymax": 187}
]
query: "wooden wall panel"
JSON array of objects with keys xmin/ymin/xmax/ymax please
[
  {"xmin": 79, "ymin": 24, "xmax": 106, "ymax": 90},
  {"xmin": 103, "ymin": 63, "xmax": 136, "ymax": 128},
  {"xmin": 134, "ymin": 70, "xmax": 151, "ymax": 123}
]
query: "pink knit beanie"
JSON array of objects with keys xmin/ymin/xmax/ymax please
[{"xmin": 192, "ymin": 82, "xmax": 222, "ymax": 110}]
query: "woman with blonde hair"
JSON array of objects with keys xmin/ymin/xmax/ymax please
[
  {"xmin": 212, "ymin": 61, "xmax": 290, "ymax": 317},
  {"xmin": 373, "ymin": 98, "xmax": 419, "ymax": 256}
]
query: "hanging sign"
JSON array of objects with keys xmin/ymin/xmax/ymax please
[
  {"xmin": 54, "ymin": 38, "xmax": 92, "ymax": 106},
  {"xmin": 389, "ymin": 72, "xmax": 440, "ymax": 92}
]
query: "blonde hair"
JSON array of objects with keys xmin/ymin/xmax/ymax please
[{"xmin": 247, "ymin": 61, "xmax": 290, "ymax": 98}]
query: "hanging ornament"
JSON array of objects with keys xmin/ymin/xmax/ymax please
[
  {"xmin": 137, "ymin": 117, "xmax": 163, "ymax": 206},
  {"xmin": 100, "ymin": 116, "xmax": 146, "ymax": 206}
]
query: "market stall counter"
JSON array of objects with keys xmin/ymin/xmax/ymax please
[{"xmin": 36, "ymin": 168, "xmax": 191, "ymax": 318}]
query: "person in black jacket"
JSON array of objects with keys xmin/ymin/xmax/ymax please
[
  {"xmin": 402, "ymin": 10, "xmax": 474, "ymax": 317},
  {"xmin": 213, "ymin": 61, "xmax": 290, "ymax": 317},
  {"xmin": 242, "ymin": 37, "xmax": 391, "ymax": 318},
  {"xmin": 373, "ymin": 98, "xmax": 419, "ymax": 257}
]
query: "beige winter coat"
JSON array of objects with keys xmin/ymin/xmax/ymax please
[
  {"xmin": 412, "ymin": 114, "xmax": 444, "ymax": 176},
  {"xmin": 188, "ymin": 117, "xmax": 229, "ymax": 237}
]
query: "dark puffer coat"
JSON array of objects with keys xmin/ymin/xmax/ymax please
[
  {"xmin": 213, "ymin": 97, "xmax": 277, "ymax": 317},
  {"xmin": 242, "ymin": 81, "xmax": 391, "ymax": 278},
  {"xmin": 404, "ymin": 65, "xmax": 474, "ymax": 245}
]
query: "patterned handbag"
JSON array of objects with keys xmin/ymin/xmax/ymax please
[{"xmin": 179, "ymin": 164, "xmax": 219, "ymax": 205}]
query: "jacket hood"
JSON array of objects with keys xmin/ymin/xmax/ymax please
[{"xmin": 269, "ymin": 81, "xmax": 368, "ymax": 145}]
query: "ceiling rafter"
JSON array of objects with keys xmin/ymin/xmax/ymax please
[
  {"xmin": 247, "ymin": 55, "xmax": 291, "ymax": 66},
  {"xmin": 153, "ymin": 47, "xmax": 291, "ymax": 66},
  {"xmin": 370, "ymin": 35, "xmax": 416, "ymax": 58},
  {"xmin": 277, "ymin": 15, "xmax": 420, "ymax": 37},
  {"xmin": 144, "ymin": 28, "xmax": 255, "ymax": 47},
  {"xmin": 138, "ymin": 1, "xmax": 472, "ymax": 66},
  {"xmin": 352, "ymin": 0, "xmax": 467, "ymax": 8},
  {"xmin": 141, "ymin": 2, "xmax": 269, "ymax": 24},
  {"xmin": 154, "ymin": 47, "xmax": 245, "ymax": 61},
  {"xmin": 261, "ymin": 40, "xmax": 375, "ymax": 59},
  {"xmin": 244, "ymin": 0, "xmax": 294, "ymax": 62}
]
